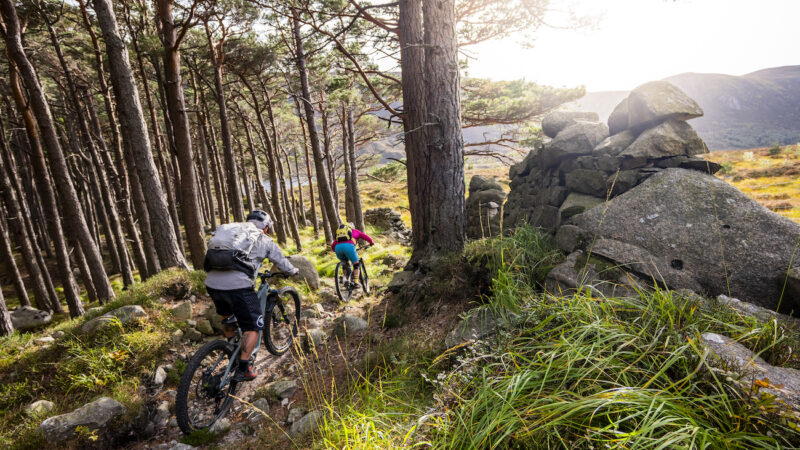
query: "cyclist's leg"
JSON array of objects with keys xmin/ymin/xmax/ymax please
[
  {"xmin": 334, "ymin": 244, "xmax": 353, "ymax": 278},
  {"xmin": 206, "ymin": 287, "xmax": 236, "ymax": 339},
  {"xmin": 341, "ymin": 244, "xmax": 361, "ymax": 285},
  {"xmin": 230, "ymin": 288, "xmax": 264, "ymax": 380}
]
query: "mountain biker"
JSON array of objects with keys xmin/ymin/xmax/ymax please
[
  {"xmin": 331, "ymin": 222, "xmax": 374, "ymax": 288},
  {"xmin": 203, "ymin": 210, "xmax": 299, "ymax": 382}
]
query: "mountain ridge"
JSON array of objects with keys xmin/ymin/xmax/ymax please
[{"xmin": 567, "ymin": 65, "xmax": 800, "ymax": 150}]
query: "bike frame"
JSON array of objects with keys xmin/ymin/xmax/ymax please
[{"xmin": 212, "ymin": 276, "xmax": 279, "ymax": 391}]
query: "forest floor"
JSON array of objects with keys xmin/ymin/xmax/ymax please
[{"xmin": 2, "ymin": 152, "xmax": 800, "ymax": 448}]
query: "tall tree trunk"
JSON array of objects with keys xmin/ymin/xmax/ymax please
[
  {"xmin": 1, "ymin": 63, "xmax": 87, "ymax": 315},
  {"xmin": 293, "ymin": 97, "xmax": 319, "ymax": 237},
  {"xmin": 71, "ymin": 237, "xmax": 98, "ymax": 302},
  {"xmin": 190, "ymin": 72, "xmax": 217, "ymax": 231},
  {"xmin": 205, "ymin": 24, "xmax": 244, "ymax": 222},
  {"xmin": 319, "ymin": 99, "xmax": 339, "ymax": 212},
  {"xmin": 0, "ymin": 209, "xmax": 30, "ymax": 307},
  {"xmin": 0, "ymin": 154, "xmax": 52, "ymax": 311},
  {"xmin": 243, "ymin": 79, "xmax": 287, "ymax": 244},
  {"xmin": 279, "ymin": 146, "xmax": 303, "ymax": 250},
  {"xmin": 341, "ymin": 109, "xmax": 355, "ymax": 223},
  {"xmin": 0, "ymin": 123, "xmax": 30, "ymax": 308},
  {"xmin": 346, "ymin": 108, "xmax": 366, "ymax": 231},
  {"xmin": 0, "ymin": 280, "xmax": 13, "ymax": 336},
  {"xmin": 292, "ymin": 10, "xmax": 339, "ymax": 239},
  {"xmin": 156, "ymin": 0, "xmax": 207, "ymax": 269},
  {"xmin": 0, "ymin": 111, "xmax": 59, "ymax": 308},
  {"xmin": 200, "ymin": 88, "xmax": 230, "ymax": 223},
  {"xmin": 92, "ymin": 0, "xmax": 187, "ymax": 269},
  {"xmin": 242, "ymin": 120, "xmax": 270, "ymax": 211},
  {"xmin": 292, "ymin": 148, "xmax": 307, "ymax": 225},
  {"xmin": 85, "ymin": 91, "xmax": 147, "ymax": 280},
  {"xmin": 418, "ymin": 0, "xmax": 465, "ymax": 258}
]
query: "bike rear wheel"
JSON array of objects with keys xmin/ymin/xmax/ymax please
[
  {"xmin": 359, "ymin": 260, "xmax": 370, "ymax": 295},
  {"xmin": 265, "ymin": 287, "xmax": 301, "ymax": 356},
  {"xmin": 334, "ymin": 262, "xmax": 355, "ymax": 302},
  {"xmin": 176, "ymin": 339, "xmax": 237, "ymax": 434}
]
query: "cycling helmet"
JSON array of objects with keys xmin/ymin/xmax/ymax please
[{"xmin": 246, "ymin": 210, "xmax": 273, "ymax": 230}]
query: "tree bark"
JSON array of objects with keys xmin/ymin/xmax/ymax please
[
  {"xmin": 341, "ymin": 109, "xmax": 355, "ymax": 223},
  {"xmin": 2, "ymin": 58, "xmax": 87, "ymax": 315},
  {"xmin": 155, "ymin": 0, "xmax": 207, "ymax": 269},
  {"xmin": 0, "ymin": 209, "xmax": 30, "ymax": 307},
  {"xmin": 292, "ymin": 97, "xmax": 319, "ymax": 237},
  {"xmin": 346, "ymin": 108, "xmax": 366, "ymax": 231},
  {"xmin": 92, "ymin": 0, "xmax": 187, "ymax": 269},
  {"xmin": 204, "ymin": 23, "xmax": 244, "ymax": 222},
  {"xmin": 243, "ymin": 79, "xmax": 287, "ymax": 244},
  {"xmin": 292, "ymin": 10, "xmax": 339, "ymax": 238},
  {"xmin": 0, "ymin": 278, "xmax": 13, "ymax": 336},
  {"xmin": 419, "ymin": 0, "xmax": 466, "ymax": 257}
]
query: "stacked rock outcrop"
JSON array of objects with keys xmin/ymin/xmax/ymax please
[
  {"xmin": 504, "ymin": 81, "xmax": 721, "ymax": 230},
  {"xmin": 466, "ymin": 176, "xmax": 506, "ymax": 239},
  {"xmin": 502, "ymin": 80, "xmax": 800, "ymax": 313}
]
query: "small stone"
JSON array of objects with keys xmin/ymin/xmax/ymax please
[
  {"xmin": 289, "ymin": 410, "xmax": 324, "ymax": 439},
  {"xmin": 165, "ymin": 389, "xmax": 177, "ymax": 399},
  {"xmin": 304, "ymin": 329, "xmax": 327, "ymax": 350},
  {"xmin": 153, "ymin": 401, "xmax": 170, "ymax": 429},
  {"xmin": 51, "ymin": 331, "xmax": 65, "ymax": 339},
  {"xmin": 186, "ymin": 319, "xmax": 197, "ymax": 327},
  {"xmin": 184, "ymin": 328, "xmax": 203, "ymax": 342},
  {"xmin": 153, "ymin": 366, "xmax": 168, "ymax": 387},
  {"xmin": 247, "ymin": 398, "xmax": 270, "ymax": 423},
  {"xmin": 35, "ymin": 336, "xmax": 55, "ymax": 345},
  {"xmin": 332, "ymin": 315, "xmax": 368, "ymax": 338},
  {"xmin": 171, "ymin": 330, "xmax": 184, "ymax": 345},
  {"xmin": 196, "ymin": 319, "xmax": 215, "ymax": 336},
  {"xmin": 209, "ymin": 418, "xmax": 231, "ymax": 434},
  {"xmin": 170, "ymin": 302, "xmax": 192, "ymax": 321},
  {"xmin": 287, "ymin": 406, "xmax": 308, "ymax": 424},
  {"xmin": 10, "ymin": 306, "xmax": 52, "ymax": 330},
  {"xmin": 81, "ymin": 305, "xmax": 149, "ymax": 334},
  {"xmin": 169, "ymin": 418, "xmax": 178, "ymax": 428},
  {"xmin": 267, "ymin": 378, "xmax": 298, "ymax": 400},
  {"xmin": 189, "ymin": 295, "xmax": 197, "ymax": 302},
  {"xmin": 38, "ymin": 397, "xmax": 126, "ymax": 442},
  {"xmin": 25, "ymin": 400, "xmax": 55, "ymax": 416}
]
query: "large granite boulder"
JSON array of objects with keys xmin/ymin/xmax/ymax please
[
  {"xmin": 38, "ymin": 397, "xmax": 127, "ymax": 442},
  {"xmin": 541, "ymin": 121, "xmax": 609, "ymax": 168},
  {"xmin": 625, "ymin": 81, "xmax": 703, "ymax": 132},
  {"xmin": 276, "ymin": 255, "xmax": 319, "ymax": 290},
  {"xmin": 619, "ymin": 119, "xmax": 707, "ymax": 159},
  {"xmin": 541, "ymin": 111, "xmax": 600, "ymax": 138},
  {"xmin": 558, "ymin": 193, "xmax": 604, "ymax": 221},
  {"xmin": 607, "ymin": 98, "xmax": 630, "ymax": 135},
  {"xmin": 570, "ymin": 168, "xmax": 800, "ymax": 312},
  {"xmin": 10, "ymin": 306, "xmax": 52, "ymax": 330}
]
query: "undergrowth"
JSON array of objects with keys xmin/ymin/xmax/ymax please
[
  {"xmin": 0, "ymin": 268, "xmax": 205, "ymax": 448},
  {"xmin": 312, "ymin": 226, "xmax": 800, "ymax": 449}
]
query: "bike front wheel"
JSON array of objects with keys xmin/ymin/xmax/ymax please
[
  {"xmin": 265, "ymin": 287, "xmax": 301, "ymax": 356},
  {"xmin": 176, "ymin": 339, "xmax": 237, "ymax": 434},
  {"xmin": 334, "ymin": 261, "xmax": 355, "ymax": 302}
]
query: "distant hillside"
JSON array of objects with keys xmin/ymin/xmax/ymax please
[{"xmin": 567, "ymin": 66, "xmax": 800, "ymax": 150}]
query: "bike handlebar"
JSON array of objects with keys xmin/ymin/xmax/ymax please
[{"xmin": 258, "ymin": 271, "xmax": 290, "ymax": 279}]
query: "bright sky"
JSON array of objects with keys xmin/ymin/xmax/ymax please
[{"xmin": 464, "ymin": 0, "xmax": 800, "ymax": 91}]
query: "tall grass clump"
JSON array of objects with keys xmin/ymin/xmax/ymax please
[
  {"xmin": 432, "ymin": 289, "xmax": 800, "ymax": 449},
  {"xmin": 466, "ymin": 224, "xmax": 562, "ymax": 312}
]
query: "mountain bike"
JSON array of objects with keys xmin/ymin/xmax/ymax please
[
  {"xmin": 175, "ymin": 271, "xmax": 301, "ymax": 434},
  {"xmin": 335, "ymin": 244, "xmax": 371, "ymax": 302}
]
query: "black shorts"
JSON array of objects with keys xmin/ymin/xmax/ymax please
[{"xmin": 206, "ymin": 287, "xmax": 263, "ymax": 332}]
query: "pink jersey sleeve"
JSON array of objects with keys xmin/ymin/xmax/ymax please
[{"xmin": 352, "ymin": 229, "xmax": 374, "ymax": 245}]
